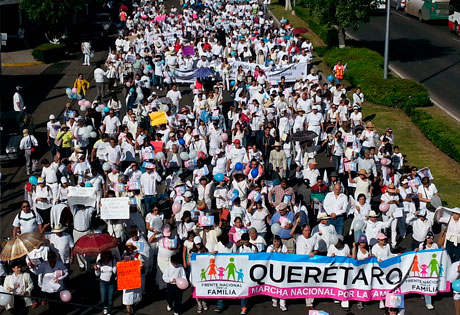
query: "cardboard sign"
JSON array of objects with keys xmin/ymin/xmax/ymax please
[
  {"xmin": 198, "ymin": 216, "xmax": 214, "ymax": 226},
  {"xmin": 101, "ymin": 197, "xmax": 130, "ymax": 220},
  {"xmin": 127, "ymin": 181, "xmax": 141, "ymax": 190},
  {"xmin": 142, "ymin": 152, "xmax": 155, "ymax": 160},
  {"xmin": 344, "ymin": 162, "xmax": 357, "ymax": 172},
  {"xmin": 117, "ymin": 260, "xmax": 141, "ymax": 290},
  {"xmin": 309, "ymin": 311, "xmax": 329, "ymax": 315},
  {"xmin": 68, "ymin": 186, "xmax": 96, "ymax": 207},
  {"xmin": 162, "ymin": 237, "xmax": 178, "ymax": 249},
  {"xmin": 149, "ymin": 111, "xmax": 168, "ymax": 126}
]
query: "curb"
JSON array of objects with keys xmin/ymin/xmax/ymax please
[{"xmin": 1, "ymin": 61, "xmax": 44, "ymax": 67}]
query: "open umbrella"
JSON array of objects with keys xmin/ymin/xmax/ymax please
[
  {"xmin": 73, "ymin": 233, "xmax": 118, "ymax": 255},
  {"xmin": 158, "ymin": 97, "xmax": 173, "ymax": 105},
  {"xmin": 291, "ymin": 130, "xmax": 318, "ymax": 142},
  {"xmin": 291, "ymin": 27, "xmax": 308, "ymax": 34},
  {"xmin": 0, "ymin": 232, "xmax": 44, "ymax": 261},
  {"xmin": 193, "ymin": 68, "xmax": 215, "ymax": 79}
]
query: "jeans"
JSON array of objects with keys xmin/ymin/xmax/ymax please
[
  {"xmin": 100, "ymin": 280, "xmax": 115, "ymax": 312},
  {"xmin": 329, "ymin": 216, "xmax": 344, "ymax": 235},
  {"xmin": 144, "ymin": 195, "xmax": 157, "ymax": 213},
  {"xmin": 332, "ymin": 155, "xmax": 342, "ymax": 173},
  {"xmin": 446, "ymin": 240, "xmax": 460, "ymax": 262},
  {"xmin": 424, "ymin": 295, "xmax": 432, "ymax": 305},
  {"xmin": 49, "ymin": 138, "xmax": 57, "ymax": 157}
]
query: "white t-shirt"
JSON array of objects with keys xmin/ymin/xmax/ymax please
[
  {"xmin": 13, "ymin": 210, "xmax": 43, "ymax": 234},
  {"xmin": 250, "ymin": 208, "xmax": 270, "ymax": 233},
  {"xmin": 166, "ymin": 90, "xmax": 182, "ymax": 106},
  {"xmin": 103, "ymin": 116, "xmax": 121, "ymax": 135},
  {"xmin": 327, "ymin": 244, "xmax": 350, "ymax": 257},
  {"xmin": 47, "ymin": 121, "xmax": 61, "ymax": 139},
  {"xmin": 13, "ymin": 92, "xmax": 24, "ymax": 111}
]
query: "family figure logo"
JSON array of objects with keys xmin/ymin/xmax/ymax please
[
  {"xmin": 410, "ymin": 254, "xmax": 443, "ymax": 278},
  {"xmin": 200, "ymin": 257, "xmax": 245, "ymax": 282}
]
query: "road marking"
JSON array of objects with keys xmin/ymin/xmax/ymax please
[
  {"xmin": 392, "ymin": 10, "xmax": 412, "ymax": 21},
  {"xmin": 452, "ymin": 37, "xmax": 460, "ymax": 43}
]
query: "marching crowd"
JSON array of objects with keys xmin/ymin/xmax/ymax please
[{"xmin": 4, "ymin": 0, "xmax": 460, "ymax": 315}]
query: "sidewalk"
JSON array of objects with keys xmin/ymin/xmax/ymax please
[{"xmin": 1, "ymin": 49, "xmax": 48, "ymax": 75}]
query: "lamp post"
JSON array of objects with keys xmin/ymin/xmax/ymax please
[{"xmin": 383, "ymin": 0, "xmax": 390, "ymax": 78}]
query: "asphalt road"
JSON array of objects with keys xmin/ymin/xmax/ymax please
[{"xmin": 346, "ymin": 9, "xmax": 460, "ymax": 120}]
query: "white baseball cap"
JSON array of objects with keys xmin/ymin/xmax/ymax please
[{"xmin": 49, "ymin": 114, "xmax": 56, "ymax": 120}]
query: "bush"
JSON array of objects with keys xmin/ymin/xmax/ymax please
[
  {"xmin": 408, "ymin": 108, "xmax": 460, "ymax": 162},
  {"xmin": 323, "ymin": 47, "xmax": 431, "ymax": 109},
  {"xmin": 31, "ymin": 43, "xmax": 66, "ymax": 63},
  {"xmin": 294, "ymin": 7, "xmax": 338, "ymax": 46}
]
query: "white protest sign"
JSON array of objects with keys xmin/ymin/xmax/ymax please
[
  {"xmin": 67, "ymin": 186, "xmax": 96, "ymax": 207},
  {"xmin": 100, "ymin": 197, "xmax": 130, "ymax": 220}
]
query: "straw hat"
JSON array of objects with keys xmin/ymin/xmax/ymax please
[
  {"xmin": 365, "ymin": 121, "xmax": 375, "ymax": 129},
  {"xmin": 51, "ymin": 223, "xmax": 66, "ymax": 233},
  {"xmin": 317, "ymin": 212, "xmax": 330, "ymax": 220},
  {"xmin": 357, "ymin": 169, "xmax": 370, "ymax": 177},
  {"xmin": 386, "ymin": 184, "xmax": 399, "ymax": 193},
  {"xmin": 273, "ymin": 142, "xmax": 282, "ymax": 147},
  {"xmin": 367, "ymin": 210, "xmax": 379, "ymax": 218}
]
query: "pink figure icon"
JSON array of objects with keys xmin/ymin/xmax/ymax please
[
  {"xmin": 420, "ymin": 264, "xmax": 428, "ymax": 277},
  {"xmin": 217, "ymin": 267, "xmax": 225, "ymax": 280}
]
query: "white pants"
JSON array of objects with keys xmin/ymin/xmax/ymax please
[
  {"xmin": 305, "ymin": 298, "xmax": 314, "ymax": 307},
  {"xmin": 83, "ymin": 53, "xmax": 90, "ymax": 65},
  {"xmin": 383, "ymin": 206, "xmax": 398, "ymax": 247},
  {"xmin": 73, "ymin": 229, "xmax": 91, "ymax": 269},
  {"xmin": 272, "ymin": 298, "xmax": 286, "ymax": 307},
  {"xmin": 308, "ymin": 126, "xmax": 321, "ymax": 145},
  {"xmin": 156, "ymin": 255, "xmax": 171, "ymax": 290}
]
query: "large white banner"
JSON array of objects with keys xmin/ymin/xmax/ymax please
[
  {"xmin": 172, "ymin": 62, "xmax": 308, "ymax": 84},
  {"xmin": 190, "ymin": 249, "xmax": 451, "ymax": 301}
]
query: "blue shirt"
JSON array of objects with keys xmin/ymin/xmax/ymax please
[{"xmin": 270, "ymin": 212, "xmax": 295, "ymax": 239}]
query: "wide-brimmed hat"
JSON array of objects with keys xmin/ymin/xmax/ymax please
[
  {"xmin": 386, "ymin": 184, "xmax": 399, "ymax": 193},
  {"xmin": 74, "ymin": 145, "xmax": 83, "ymax": 153},
  {"xmin": 273, "ymin": 142, "xmax": 281, "ymax": 147},
  {"xmin": 317, "ymin": 212, "xmax": 330, "ymax": 220},
  {"xmin": 357, "ymin": 169, "xmax": 369, "ymax": 177},
  {"xmin": 367, "ymin": 210, "xmax": 379, "ymax": 218},
  {"xmin": 365, "ymin": 121, "xmax": 375, "ymax": 129},
  {"xmin": 51, "ymin": 223, "xmax": 66, "ymax": 233},
  {"xmin": 276, "ymin": 202, "xmax": 288, "ymax": 211}
]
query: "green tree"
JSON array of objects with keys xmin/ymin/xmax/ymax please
[
  {"xmin": 304, "ymin": 0, "xmax": 376, "ymax": 48},
  {"xmin": 20, "ymin": 0, "xmax": 88, "ymax": 43}
]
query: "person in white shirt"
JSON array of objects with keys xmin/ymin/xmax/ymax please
[
  {"xmin": 103, "ymin": 110, "xmax": 121, "ymax": 136},
  {"xmin": 327, "ymin": 234, "xmax": 351, "ymax": 309},
  {"xmin": 47, "ymin": 115, "xmax": 61, "ymax": 157},
  {"xmin": 81, "ymin": 40, "xmax": 92, "ymax": 66},
  {"xmin": 226, "ymin": 139, "xmax": 247, "ymax": 173},
  {"xmin": 71, "ymin": 204, "xmax": 96, "ymax": 270},
  {"xmin": 437, "ymin": 207, "xmax": 460, "ymax": 262},
  {"xmin": 140, "ymin": 165, "xmax": 162, "ymax": 213},
  {"xmin": 105, "ymin": 138, "xmax": 122, "ymax": 165},
  {"xmin": 13, "ymin": 86, "xmax": 25, "ymax": 111},
  {"xmin": 417, "ymin": 177, "xmax": 438, "ymax": 211},
  {"xmin": 371, "ymin": 232, "xmax": 400, "ymax": 309},
  {"xmin": 94, "ymin": 63, "xmax": 107, "ymax": 99},
  {"xmin": 94, "ymin": 251, "xmax": 117, "ymax": 314},
  {"xmin": 12, "ymin": 201, "xmax": 45, "ymax": 237},
  {"xmin": 30, "ymin": 251, "xmax": 68, "ymax": 311},
  {"xmin": 311, "ymin": 212, "xmax": 337, "ymax": 255},
  {"xmin": 323, "ymin": 184, "xmax": 348, "ymax": 235},
  {"xmin": 166, "ymin": 84, "xmax": 182, "ymax": 107},
  {"xmin": 162, "ymin": 255, "xmax": 187, "ymax": 315},
  {"xmin": 406, "ymin": 209, "xmax": 433, "ymax": 250},
  {"xmin": 46, "ymin": 223, "xmax": 74, "ymax": 266},
  {"xmin": 19, "ymin": 129, "xmax": 38, "ymax": 175}
]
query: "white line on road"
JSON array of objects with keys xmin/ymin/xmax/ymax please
[
  {"xmin": 389, "ymin": 65, "xmax": 460, "ymax": 123},
  {"xmin": 392, "ymin": 11, "xmax": 412, "ymax": 21},
  {"xmin": 452, "ymin": 38, "xmax": 460, "ymax": 43}
]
